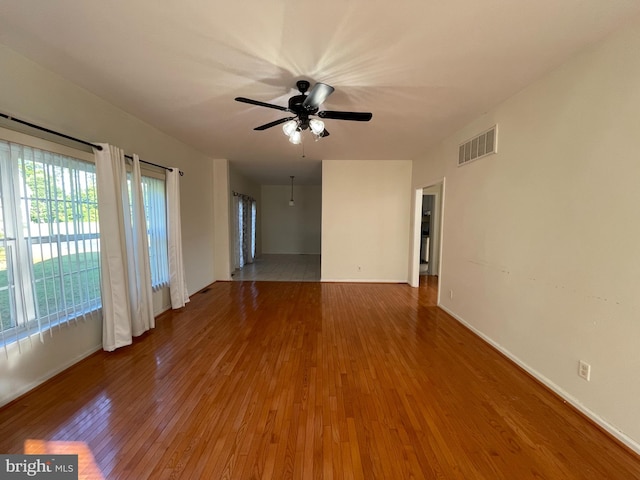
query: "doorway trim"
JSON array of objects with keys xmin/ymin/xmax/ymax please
[{"xmin": 409, "ymin": 178, "xmax": 446, "ymax": 300}]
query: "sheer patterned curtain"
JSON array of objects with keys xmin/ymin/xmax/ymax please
[
  {"xmin": 242, "ymin": 196, "xmax": 255, "ymax": 265},
  {"xmin": 232, "ymin": 192, "xmax": 255, "ymax": 270},
  {"xmin": 166, "ymin": 168, "xmax": 189, "ymax": 309},
  {"xmin": 94, "ymin": 144, "xmax": 154, "ymax": 351},
  {"xmin": 232, "ymin": 194, "xmax": 241, "ymax": 270},
  {"xmin": 251, "ymin": 200, "xmax": 256, "ymax": 260}
]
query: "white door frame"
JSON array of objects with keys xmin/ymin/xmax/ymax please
[{"xmin": 409, "ymin": 178, "xmax": 446, "ymax": 297}]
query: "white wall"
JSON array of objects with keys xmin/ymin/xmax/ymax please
[
  {"xmin": 412, "ymin": 18, "xmax": 640, "ymax": 450},
  {"xmin": 0, "ymin": 44, "xmax": 217, "ymax": 406},
  {"xmin": 322, "ymin": 160, "xmax": 412, "ymax": 282},
  {"xmin": 213, "ymin": 159, "xmax": 232, "ymax": 281},
  {"xmin": 261, "ymin": 185, "xmax": 321, "ymax": 254}
]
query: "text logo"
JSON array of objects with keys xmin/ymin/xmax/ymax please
[{"xmin": 0, "ymin": 455, "xmax": 78, "ymax": 479}]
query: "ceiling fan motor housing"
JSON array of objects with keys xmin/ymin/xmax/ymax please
[
  {"xmin": 288, "ymin": 94, "xmax": 317, "ymax": 122},
  {"xmin": 296, "ymin": 80, "xmax": 310, "ymax": 94}
]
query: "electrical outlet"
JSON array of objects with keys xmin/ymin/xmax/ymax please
[
  {"xmin": 357, "ymin": 265, "xmax": 362, "ymax": 272},
  {"xmin": 578, "ymin": 361, "xmax": 591, "ymax": 381},
  {"xmin": 449, "ymin": 289, "xmax": 454, "ymax": 300}
]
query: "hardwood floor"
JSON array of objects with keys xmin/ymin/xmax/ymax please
[{"xmin": 1, "ymin": 277, "xmax": 639, "ymax": 479}]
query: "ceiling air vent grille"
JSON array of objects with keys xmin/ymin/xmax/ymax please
[{"xmin": 458, "ymin": 125, "xmax": 497, "ymax": 166}]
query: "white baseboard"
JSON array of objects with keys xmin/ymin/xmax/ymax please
[
  {"xmin": 0, "ymin": 344, "xmax": 101, "ymax": 408},
  {"xmin": 321, "ymin": 278, "xmax": 406, "ymax": 283},
  {"xmin": 438, "ymin": 304, "xmax": 640, "ymax": 456}
]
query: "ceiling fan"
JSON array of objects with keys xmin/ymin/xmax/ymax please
[{"xmin": 235, "ymin": 80, "xmax": 373, "ymax": 143}]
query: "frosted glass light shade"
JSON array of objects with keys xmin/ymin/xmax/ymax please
[
  {"xmin": 282, "ymin": 120, "xmax": 298, "ymax": 137},
  {"xmin": 289, "ymin": 130, "xmax": 302, "ymax": 144},
  {"xmin": 309, "ymin": 118, "xmax": 325, "ymax": 135}
]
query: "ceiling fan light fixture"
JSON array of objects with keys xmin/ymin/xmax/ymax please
[
  {"xmin": 235, "ymin": 79, "xmax": 372, "ymax": 145},
  {"xmin": 309, "ymin": 118, "xmax": 325, "ymax": 135},
  {"xmin": 282, "ymin": 119, "xmax": 298, "ymax": 137},
  {"xmin": 289, "ymin": 129, "xmax": 302, "ymax": 144}
]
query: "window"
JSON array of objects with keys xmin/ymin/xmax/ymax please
[
  {"xmin": 0, "ymin": 131, "xmax": 171, "ymax": 350},
  {"xmin": 0, "ymin": 139, "xmax": 101, "ymax": 346},
  {"xmin": 127, "ymin": 173, "xmax": 169, "ymax": 290},
  {"xmin": 141, "ymin": 175, "xmax": 169, "ymax": 289}
]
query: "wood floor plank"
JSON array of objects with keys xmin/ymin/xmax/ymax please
[{"xmin": 1, "ymin": 277, "xmax": 640, "ymax": 479}]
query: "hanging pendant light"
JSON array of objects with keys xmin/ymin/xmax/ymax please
[{"xmin": 289, "ymin": 176, "xmax": 295, "ymax": 206}]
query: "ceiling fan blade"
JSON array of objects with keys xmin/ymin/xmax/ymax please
[
  {"xmin": 254, "ymin": 117, "xmax": 296, "ymax": 130},
  {"xmin": 318, "ymin": 110, "xmax": 373, "ymax": 121},
  {"xmin": 321, "ymin": 129, "xmax": 330, "ymax": 137},
  {"xmin": 235, "ymin": 97, "xmax": 290, "ymax": 112},
  {"xmin": 303, "ymin": 83, "xmax": 335, "ymax": 110}
]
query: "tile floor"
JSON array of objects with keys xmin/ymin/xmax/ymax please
[{"xmin": 231, "ymin": 254, "xmax": 321, "ymax": 282}]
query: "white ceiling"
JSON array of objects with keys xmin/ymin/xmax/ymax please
[{"xmin": 1, "ymin": 0, "xmax": 639, "ymax": 185}]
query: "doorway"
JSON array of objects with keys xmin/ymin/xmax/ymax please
[
  {"xmin": 420, "ymin": 194, "xmax": 434, "ymax": 275},
  {"xmin": 410, "ymin": 180, "xmax": 444, "ymax": 292}
]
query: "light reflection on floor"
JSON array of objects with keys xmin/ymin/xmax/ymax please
[
  {"xmin": 50, "ymin": 392, "xmax": 112, "ymax": 440},
  {"xmin": 25, "ymin": 439, "xmax": 104, "ymax": 479}
]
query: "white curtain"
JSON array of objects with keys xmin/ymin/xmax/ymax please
[
  {"xmin": 166, "ymin": 168, "xmax": 189, "ymax": 309},
  {"xmin": 94, "ymin": 144, "xmax": 132, "ymax": 351},
  {"xmin": 94, "ymin": 144, "xmax": 154, "ymax": 351},
  {"xmin": 129, "ymin": 154, "xmax": 155, "ymax": 334}
]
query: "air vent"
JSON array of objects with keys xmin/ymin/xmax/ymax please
[{"xmin": 458, "ymin": 125, "xmax": 497, "ymax": 166}]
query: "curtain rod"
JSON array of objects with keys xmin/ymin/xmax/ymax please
[
  {"xmin": 233, "ymin": 191, "xmax": 255, "ymax": 201},
  {"xmin": 0, "ymin": 112, "xmax": 183, "ymax": 176}
]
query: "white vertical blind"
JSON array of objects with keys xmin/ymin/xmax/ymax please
[{"xmin": 141, "ymin": 175, "xmax": 169, "ymax": 289}]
